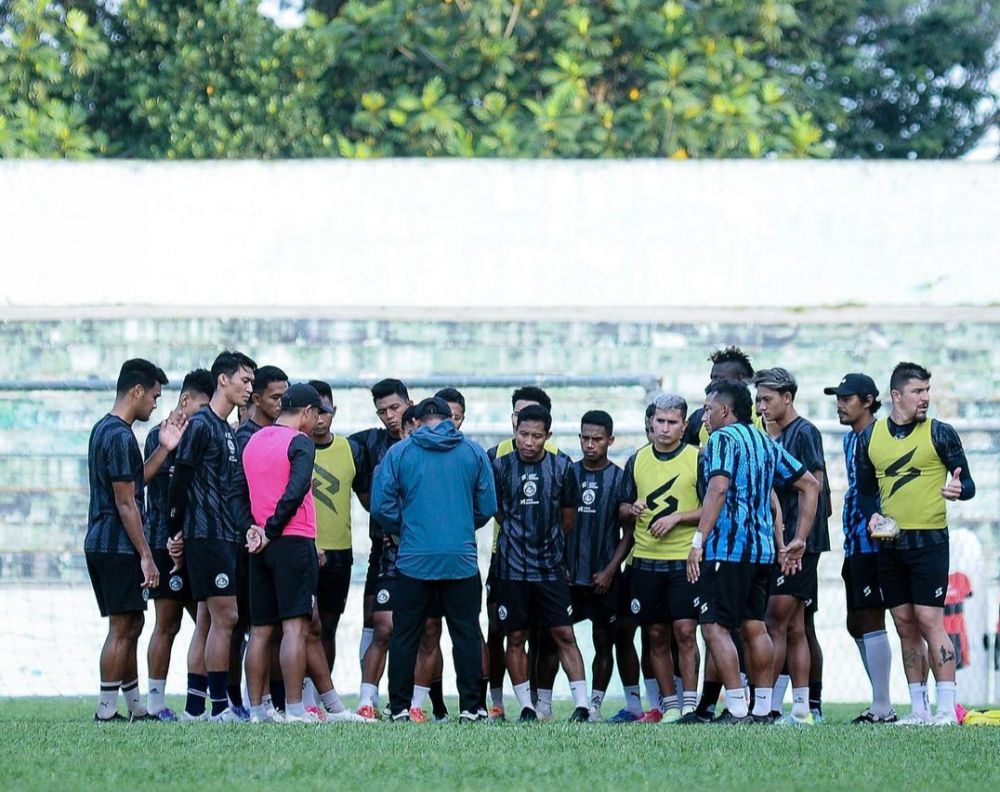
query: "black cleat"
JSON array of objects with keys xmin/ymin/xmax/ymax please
[
  {"xmin": 677, "ymin": 710, "xmax": 713, "ymax": 724},
  {"xmin": 712, "ymin": 709, "xmax": 753, "ymax": 725},
  {"xmin": 751, "ymin": 711, "xmax": 779, "ymax": 725},
  {"xmin": 518, "ymin": 707, "xmax": 538, "ymax": 723},
  {"xmin": 852, "ymin": 708, "xmax": 898, "ymax": 724},
  {"xmin": 93, "ymin": 713, "xmax": 128, "ymax": 723},
  {"xmin": 569, "ymin": 707, "xmax": 590, "ymax": 723}
]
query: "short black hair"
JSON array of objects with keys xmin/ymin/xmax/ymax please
[
  {"xmin": 253, "ymin": 365, "xmax": 289, "ymax": 395},
  {"xmin": 371, "ymin": 378, "xmax": 409, "ymax": 402},
  {"xmin": 210, "ymin": 351, "xmax": 257, "ymax": 387},
  {"xmin": 709, "ymin": 346, "xmax": 754, "ymax": 378},
  {"xmin": 402, "ymin": 404, "xmax": 419, "ymax": 425},
  {"xmin": 308, "ymin": 380, "xmax": 333, "ymax": 402},
  {"xmin": 890, "ymin": 362, "xmax": 931, "ymax": 393},
  {"xmin": 862, "ymin": 394, "xmax": 883, "ymax": 415},
  {"xmin": 181, "ymin": 368, "xmax": 214, "ymax": 399},
  {"xmin": 705, "ymin": 379, "xmax": 753, "ymax": 424},
  {"xmin": 752, "ymin": 367, "xmax": 798, "ymax": 399},
  {"xmin": 581, "ymin": 410, "xmax": 613, "ymax": 436},
  {"xmin": 511, "ymin": 386, "xmax": 552, "ymax": 412},
  {"xmin": 516, "ymin": 404, "xmax": 552, "ymax": 432},
  {"xmin": 645, "ymin": 402, "xmax": 657, "ymax": 420},
  {"xmin": 116, "ymin": 358, "xmax": 168, "ymax": 395},
  {"xmin": 435, "ymin": 387, "xmax": 466, "ymax": 410}
]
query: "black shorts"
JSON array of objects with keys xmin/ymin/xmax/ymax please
[
  {"xmin": 427, "ymin": 588, "xmax": 444, "ymax": 620},
  {"xmin": 496, "ymin": 578, "xmax": 573, "ymax": 633},
  {"xmin": 186, "ymin": 538, "xmax": 241, "ymax": 602},
  {"xmin": 698, "ymin": 560, "xmax": 770, "ymax": 629},
  {"xmin": 249, "ymin": 536, "xmax": 319, "ymax": 626},
  {"xmin": 364, "ymin": 539, "xmax": 383, "ymax": 598},
  {"xmin": 372, "ymin": 577, "xmax": 396, "ymax": 613},
  {"xmin": 842, "ymin": 553, "xmax": 884, "ymax": 612},
  {"xmin": 618, "ymin": 565, "xmax": 635, "ymax": 620},
  {"xmin": 147, "ymin": 548, "xmax": 192, "ymax": 602},
  {"xmin": 629, "ymin": 560, "xmax": 699, "ymax": 625},
  {"xmin": 86, "ymin": 552, "xmax": 147, "ymax": 617},
  {"xmin": 316, "ymin": 549, "xmax": 353, "ymax": 616},
  {"xmin": 878, "ymin": 539, "xmax": 949, "ymax": 609},
  {"xmin": 570, "ymin": 583, "xmax": 619, "ymax": 627},
  {"xmin": 769, "ymin": 553, "xmax": 820, "ymax": 611},
  {"xmin": 486, "ymin": 553, "xmax": 500, "ymax": 605}
]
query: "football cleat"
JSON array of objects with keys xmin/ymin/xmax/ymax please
[
  {"xmin": 636, "ymin": 709, "xmax": 662, "ymax": 723},
  {"xmin": 569, "ymin": 707, "xmax": 590, "ymax": 723},
  {"xmin": 677, "ymin": 710, "xmax": 713, "ymax": 724},
  {"xmin": 179, "ymin": 710, "xmax": 208, "ymax": 722},
  {"xmin": 127, "ymin": 712, "xmax": 160, "ymax": 722},
  {"xmin": 325, "ymin": 709, "xmax": 371, "ymax": 723},
  {"xmin": 208, "ymin": 708, "xmax": 243, "ymax": 723},
  {"xmin": 778, "ymin": 712, "xmax": 815, "ymax": 726},
  {"xmin": 751, "ymin": 711, "xmax": 780, "ymax": 725},
  {"xmin": 283, "ymin": 710, "xmax": 322, "ymax": 724},
  {"xmin": 660, "ymin": 707, "xmax": 683, "ymax": 724},
  {"xmin": 408, "ymin": 707, "xmax": 428, "ymax": 724},
  {"xmin": 894, "ymin": 712, "xmax": 931, "ymax": 726},
  {"xmin": 489, "ymin": 705, "xmax": 506, "ymax": 722},
  {"xmin": 93, "ymin": 712, "xmax": 128, "ymax": 724},
  {"xmin": 356, "ymin": 704, "xmax": 379, "ymax": 722},
  {"xmin": 153, "ymin": 708, "xmax": 179, "ymax": 722},
  {"xmin": 851, "ymin": 708, "xmax": 898, "ymax": 724},
  {"xmin": 810, "ymin": 709, "xmax": 825, "ymax": 725},
  {"xmin": 390, "ymin": 711, "xmax": 411, "ymax": 723},
  {"xmin": 304, "ymin": 706, "xmax": 326, "ymax": 722},
  {"xmin": 607, "ymin": 708, "xmax": 638, "ymax": 723},
  {"xmin": 230, "ymin": 705, "xmax": 251, "ymax": 722},
  {"xmin": 459, "ymin": 710, "xmax": 483, "ymax": 723},
  {"xmin": 587, "ymin": 706, "xmax": 602, "ymax": 723},
  {"xmin": 929, "ymin": 711, "xmax": 959, "ymax": 727},
  {"xmin": 712, "ymin": 709, "xmax": 753, "ymax": 725},
  {"xmin": 518, "ymin": 707, "xmax": 538, "ymax": 723}
]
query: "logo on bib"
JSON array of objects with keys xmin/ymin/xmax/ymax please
[
  {"xmin": 498, "ymin": 605, "xmax": 508, "ymax": 621},
  {"xmin": 376, "ymin": 589, "xmax": 390, "ymax": 605},
  {"xmin": 630, "ymin": 598, "xmax": 641, "ymax": 614},
  {"xmin": 169, "ymin": 575, "xmax": 183, "ymax": 592},
  {"xmin": 215, "ymin": 573, "xmax": 230, "ymax": 589}
]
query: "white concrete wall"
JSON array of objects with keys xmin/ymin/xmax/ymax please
[{"xmin": 1, "ymin": 160, "xmax": 997, "ymax": 308}]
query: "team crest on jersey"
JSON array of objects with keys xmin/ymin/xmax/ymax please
[
  {"xmin": 523, "ymin": 480, "xmax": 538, "ymax": 498},
  {"xmin": 630, "ymin": 598, "xmax": 640, "ymax": 614},
  {"xmin": 169, "ymin": 575, "xmax": 183, "ymax": 592},
  {"xmin": 581, "ymin": 488, "xmax": 597, "ymax": 506},
  {"xmin": 498, "ymin": 606, "xmax": 508, "ymax": 621},
  {"xmin": 215, "ymin": 573, "xmax": 230, "ymax": 589},
  {"xmin": 377, "ymin": 589, "xmax": 390, "ymax": 605}
]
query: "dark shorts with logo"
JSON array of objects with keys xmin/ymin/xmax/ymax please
[
  {"xmin": 842, "ymin": 552, "xmax": 884, "ymax": 612},
  {"xmin": 698, "ymin": 560, "xmax": 770, "ymax": 629},
  {"xmin": 316, "ymin": 549, "xmax": 353, "ymax": 616},
  {"xmin": 486, "ymin": 553, "xmax": 501, "ymax": 605},
  {"xmin": 769, "ymin": 553, "xmax": 820, "ymax": 612},
  {"xmin": 86, "ymin": 551, "xmax": 147, "ymax": 617},
  {"xmin": 371, "ymin": 541, "xmax": 399, "ymax": 613},
  {"xmin": 364, "ymin": 539, "xmax": 383, "ymax": 598},
  {"xmin": 249, "ymin": 536, "xmax": 319, "ymax": 626},
  {"xmin": 569, "ymin": 583, "xmax": 619, "ymax": 627},
  {"xmin": 147, "ymin": 547, "xmax": 192, "ymax": 602},
  {"xmin": 878, "ymin": 532, "xmax": 949, "ymax": 609},
  {"xmin": 629, "ymin": 559, "xmax": 700, "ymax": 625},
  {"xmin": 186, "ymin": 538, "xmax": 241, "ymax": 602},
  {"xmin": 496, "ymin": 578, "xmax": 574, "ymax": 633}
]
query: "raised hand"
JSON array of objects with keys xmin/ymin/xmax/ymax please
[
  {"xmin": 941, "ymin": 468, "xmax": 963, "ymax": 501},
  {"xmin": 158, "ymin": 411, "xmax": 189, "ymax": 452}
]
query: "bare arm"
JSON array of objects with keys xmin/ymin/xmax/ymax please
[
  {"xmin": 686, "ymin": 476, "xmax": 728, "ymax": 583},
  {"xmin": 112, "ymin": 480, "xmax": 157, "ymax": 588}
]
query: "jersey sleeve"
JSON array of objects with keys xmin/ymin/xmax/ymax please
[
  {"xmin": 854, "ymin": 423, "xmax": 879, "ymax": 499},
  {"xmin": 704, "ymin": 433, "xmax": 733, "ymax": 480},
  {"xmin": 174, "ymin": 418, "xmax": 208, "ymax": 469},
  {"xmin": 348, "ymin": 438, "xmax": 369, "ymax": 496},
  {"xmin": 263, "ymin": 435, "xmax": 317, "ymax": 539},
  {"xmin": 107, "ymin": 427, "xmax": 138, "ymax": 482},
  {"xmin": 772, "ymin": 443, "xmax": 806, "ymax": 488},
  {"xmin": 796, "ymin": 422, "xmax": 826, "ymax": 474},
  {"xmin": 143, "ymin": 429, "xmax": 158, "ymax": 462},
  {"xmin": 559, "ymin": 458, "xmax": 578, "ymax": 508},
  {"xmin": 931, "ymin": 420, "xmax": 976, "ymax": 500}
]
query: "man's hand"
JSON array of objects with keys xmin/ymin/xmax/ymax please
[
  {"xmin": 591, "ymin": 568, "xmax": 615, "ymax": 594},
  {"xmin": 649, "ymin": 513, "xmax": 680, "ymax": 538},
  {"xmin": 246, "ymin": 525, "xmax": 270, "ymax": 554},
  {"xmin": 629, "ymin": 500, "xmax": 647, "ymax": 519},
  {"xmin": 868, "ymin": 513, "xmax": 884, "ymax": 535},
  {"xmin": 158, "ymin": 411, "xmax": 189, "ymax": 452},
  {"xmin": 782, "ymin": 537, "xmax": 805, "ymax": 574},
  {"xmin": 140, "ymin": 553, "xmax": 159, "ymax": 589},
  {"xmin": 317, "ymin": 545, "xmax": 326, "ymax": 568},
  {"xmin": 941, "ymin": 468, "xmax": 963, "ymax": 501},
  {"xmin": 167, "ymin": 532, "xmax": 184, "ymax": 572},
  {"xmin": 686, "ymin": 547, "xmax": 703, "ymax": 584}
]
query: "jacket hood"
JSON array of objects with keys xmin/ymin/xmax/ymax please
[{"xmin": 411, "ymin": 420, "xmax": 463, "ymax": 451}]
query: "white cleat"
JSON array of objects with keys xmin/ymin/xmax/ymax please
[
  {"xmin": 208, "ymin": 708, "xmax": 243, "ymax": 723},
  {"xmin": 178, "ymin": 710, "xmax": 208, "ymax": 722},
  {"xmin": 325, "ymin": 709, "xmax": 372, "ymax": 723},
  {"xmin": 283, "ymin": 710, "xmax": 322, "ymax": 724},
  {"xmin": 588, "ymin": 707, "xmax": 603, "ymax": 723},
  {"xmin": 894, "ymin": 712, "xmax": 932, "ymax": 726},
  {"xmin": 929, "ymin": 711, "xmax": 959, "ymax": 726}
]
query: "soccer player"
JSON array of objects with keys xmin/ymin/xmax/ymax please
[
  {"xmin": 308, "ymin": 380, "xmax": 367, "ymax": 676},
  {"xmin": 684, "ymin": 347, "xmax": 757, "ymax": 448},
  {"xmin": 856, "ymin": 362, "xmax": 976, "ymax": 725},
  {"xmin": 144, "ymin": 368, "xmax": 213, "ymax": 720},
  {"xmin": 372, "ymin": 396, "xmax": 498, "ymax": 722},
  {"xmin": 823, "ymin": 373, "xmax": 896, "ymax": 723},
  {"xmin": 168, "ymin": 350, "xmax": 256, "ymax": 721},
  {"xmin": 686, "ymin": 380, "xmax": 819, "ymax": 724},
  {"xmin": 567, "ymin": 410, "xmax": 629, "ymax": 721},
  {"xmin": 87, "ymin": 358, "xmax": 183, "ymax": 722},
  {"xmin": 492, "ymin": 405, "xmax": 591, "ymax": 722},
  {"xmin": 436, "ymin": 387, "xmax": 466, "ymax": 429},
  {"xmin": 753, "ymin": 367, "xmax": 831, "ymax": 725},
  {"xmin": 350, "ymin": 379, "xmax": 411, "ymax": 717},
  {"xmin": 619, "ymin": 395, "xmax": 703, "ymax": 723}
]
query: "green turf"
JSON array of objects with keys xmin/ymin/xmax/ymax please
[{"xmin": 1, "ymin": 699, "xmax": 997, "ymax": 791}]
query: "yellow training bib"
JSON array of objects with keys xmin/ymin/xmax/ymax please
[
  {"xmin": 313, "ymin": 435, "xmax": 356, "ymax": 551},
  {"xmin": 868, "ymin": 419, "xmax": 947, "ymax": 530},
  {"xmin": 631, "ymin": 444, "xmax": 700, "ymax": 561}
]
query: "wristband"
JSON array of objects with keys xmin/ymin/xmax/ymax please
[{"xmin": 691, "ymin": 533, "xmax": 703, "ymax": 550}]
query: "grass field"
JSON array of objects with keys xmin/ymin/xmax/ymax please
[{"xmin": 1, "ymin": 699, "xmax": 998, "ymax": 791}]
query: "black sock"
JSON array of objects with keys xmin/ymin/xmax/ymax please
[
  {"xmin": 270, "ymin": 679, "xmax": 286, "ymax": 711},
  {"xmin": 207, "ymin": 671, "xmax": 229, "ymax": 716},
  {"xmin": 430, "ymin": 678, "xmax": 447, "ymax": 717},
  {"xmin": 480, "ymin": 676, "xmax": 490, "ymax": 712},
  {"xmin": 185, "ymin": 673, "xmax": 208, "ymax": 717},
  {"xmin": 809, "ymin": 681, "xmax": 822, "ymax": 715},
  {"xmin": 697, "ymin": 681, "xmax": 723, "ymax": 715},
  {"xmin": 748, "ymin": 684, "xmax": 756, "ymax": 711},
  {"xmin": 227, "ymin": 684, "xmax": 244, "ymax": 709}
]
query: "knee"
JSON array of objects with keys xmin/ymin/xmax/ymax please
[
  {"xmin": 550, "ymin": 626, "xmax": 576, "ymax": 648},
  {"xmin": 674, "ymin": 627, "xmax": 696, "ymax": 651},
  {"xmin": 373, "ymin": 622, "xmax": 392, "ymax": 648},
  {"xmin": 126, "ymin": 614, "xmax": 145, "ymax": 640}
]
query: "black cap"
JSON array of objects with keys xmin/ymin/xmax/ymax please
[
  {"xmin": 823, "ymin": 373, "xmax": 878, "ymax": 398},
  {"xmin": 281, "ymin": 383, "xmax": 335, "ymax": 413},
  {"xmin": 414, "ymin": 396, "xmax": 453, "ymax": 420}
]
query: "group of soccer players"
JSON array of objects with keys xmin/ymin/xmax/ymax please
[{"xmin": 84, "ymin": 345, "xmax": 975, "ymax": 725}]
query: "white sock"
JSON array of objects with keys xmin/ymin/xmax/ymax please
[
  {"xmin": 909, "ymin": 682, "xmax": 929, "ymax": 717},
  {"xmin": 122, "ymin": 679, "xmax": 146, "ymax": 716},
  {"xmin": 624, "ymin": 685, "xmax": 643, "ymax": 715},
  {"xmin": 359, "ymin": 682, "xmax": 378, "ymax": 709},
  {"xmin": 97, "ymin": 681, "xmax": 121, "ymax": 719},
  {"xmin": 359, "ymin": 627, "xmax": 374, "ymax": 668},
  {"xmin": 303, "ymin": 678, "xmax": 320, "ymax": 709},
  {"xmin": 320, "ymin": 689, "xmax": 345, "ymax": 714},
  {"xmin": 673, "ymin": 676, "xmax": 683, "ymax": 699},
  {"xmin": 863, "ymin": 630, "xmax": 893, "ymax": 716},
  {"xmin": 643, "ymin": 678, "xmax": 660, "ymax": 711},
  {"xmin": 537, "ymin": 688, "xmax": 553, "ymax": 716},
  {"xmin": 286, "ymin": 700, "xmax": 306, "ymax": 718},
  {"xmin": 936, "ymin": 681, "xmax": 956, "ymax": 717},
  {"xmin": 725, "ymin": 688, "xmax": 748, "ymax": 718},
  {"xmin": 250, "ymin": 704, "xmax": 268, "ymax": 720},
  {"xmin": 490, "ymin": 687, "xmax": 504, "ymax": 708},
  {"xmin": 512, "ymin": 682, "xmax": 534, "ymax": 711},
  {"xmin": 569, "ymin": 680, "xmax": 588, "ymax": 709},
  {"xmin": 659, "ymin": 694, "xmax": 678, "ymax": 713},
  {"xmin": 752, "ymin": 687, "xmax": 773, "ymax": 717},
  {"xmin": 373, "ymin": 689, "xmax": 381, "ymax": 709},
  {"xmin": 919, "ymin": 683, "xmax": 929, "ymax": 715},
  {"xmin": 741, "ymin": 673, "xmax": 750, "ymax": 702},
  {"xmin": 590, "ymin": 689, "xmax": 605, "ymax": 711},
  {"xmin": 791, "ymin": 687, "xmax": 809, "ymax": 718},
  {"xmin": 773, "ymin": 674, "xmax": 790, "ymax": 714},
  {"xmin": 262, "ymin": 693, "xmax": 273, "ymax": 712},
  {"xmin": 854, "ymin": 638, "xmax": 871, "ymax": 680},
  {"xmin": 411, "ymin": 685, "xmax": 430, "ymax": 709},
  {"xmin": 147, "ymin": 678, "xmax": 167, "ymax": 714},
  {"xmin": 682, "ymin": 690, "xmax": 697, "ymax": 711}
]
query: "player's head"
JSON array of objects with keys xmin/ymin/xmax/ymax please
[
  {"xmin": 579, "ymin": 410, "xmax": 614, "ymax": 463},
  {"xmin": 515, "ymin": 404, "xmax": 552, "ymax": 461},
  {"xmin": 308, "ymin": 379, "xmax": 336, "ymax": 438},
  {"xmin": 435, "ymin": 387, "xmax": 466, "ymax": 429},
  {"xmin": 889, "ymin": 361, "xmax": 931, "ymax": 423},
  {"xmin": 116, "ymin": 358, "xmax": 168, "ymax": 421},
  {"xmin": 415, "ymin": 396, "xmax": 453, "ymax": 431},
  {"xmin": 400, "ymin": 404, "xmax": 420, "ymax": 439},
  {"xmin": 279, "ymin": 383, "xmax": 332, "ymax": 436},
  {"xmin": 753, "ymin": 367, "xmax": 797, "ymax": 425},
  {"xmin": 371, "ymin": 378, "xmax": 411, "ymax": 437},
  {"xmin": 511, "ymin": 386, "xmax": 551, "ymax": 434},
  {"xmin": 824, "ymin": 373, "xmax": 881, "ymax": 428},
  {"xmin": 252, "ymin": 365, "xmax": 289, "ymax": 423},
  {"xmin": 704, "ymin": 379, "xmax": 752, "ymax": 433},
  {"xmin": 649, "ymin": 393, "xmax": 687, "ymax": 451},
  {"xmin": 211, "ymin": 351, "xmax": 257, "ymax": 409},
  {"xmin": 708, "ymin": 346, "xmax": 754, "ymax": 383},
  {"xmin": 179, "ymin": 368, "xmax": 213, "ymax": 417},
  {"xmin": 644, "ymin": 402, "xmax": 656, "ymax": 443}
]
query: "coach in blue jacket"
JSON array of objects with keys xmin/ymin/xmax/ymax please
[{"xmin": 371, "ymin": 396, "xmax": 498, "ymax": 721}]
